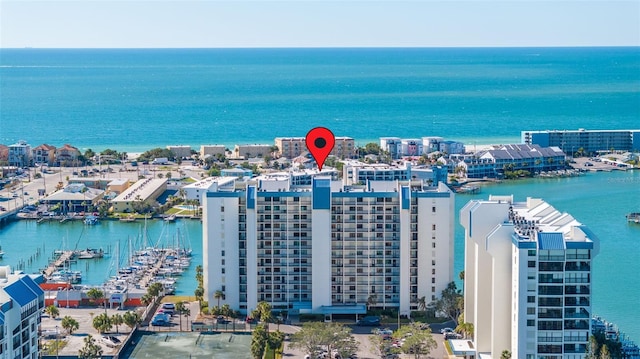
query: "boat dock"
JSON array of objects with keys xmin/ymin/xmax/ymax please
[{"xmin": 43, "ymin": 250, "xmax": 76, "ymax": 277}]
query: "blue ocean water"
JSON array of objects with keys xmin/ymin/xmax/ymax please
[
  {"xmin": 0, "ymin": 48, "xmax": 639, "ymax": 340},
  {"xmin": 1, "ymin": 47, "xmax": 639, "ymax": 151}
]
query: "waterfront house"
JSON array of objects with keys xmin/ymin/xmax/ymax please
[
  {"xmin": 8, "ymin": 140, "xmax": 31, "ymax": 167},
  {"xmin": 32, "ymin": 144, "xmax": 57, "ymax": 166},
  {"xmin": 55, "ymin": 144, "xmax": 81, "ymax": 166}
]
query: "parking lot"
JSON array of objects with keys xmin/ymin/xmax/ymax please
[{"xmin": 279, "ymin": 322, "xmax": 448, "ymax": 359}]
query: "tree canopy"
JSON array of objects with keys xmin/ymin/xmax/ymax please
[
  {"xmin": 61, "ymin": 316, "xmax": 79, "ymax": 335},
  {"xmin": 138, "ymin": 148, "xmax": 175, "ymax": 162},
  {"xmin": 429, "ymin": 281, "xmax": 463, "ymax": 325},
  {"xmin": 78, "ymin": 335, "xmax": 103, "ymax": 359},
  {"xmin": 290, "ymin": 322, "xmax": 359, "ymax": 359},
  {"xmin": 392, "ymin": 322, "xmax": 437, "ymax": 359}
]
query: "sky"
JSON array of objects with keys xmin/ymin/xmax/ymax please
[{"xmin": 0, "ymin": 0, "xmax": 638, "ymax": 48}]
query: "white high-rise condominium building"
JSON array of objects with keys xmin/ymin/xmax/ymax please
[
  {"xmin": 203, "ymin": 176, "xmax": 455, "ymax": 317},
  {"xmin": 460, "ymin": 196, "xmax": 598, "ymax": 359}
]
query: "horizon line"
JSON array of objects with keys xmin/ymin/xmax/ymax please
[{"xmin": 2, "ymin": 45, "xmax": 639, "ymax": 50}]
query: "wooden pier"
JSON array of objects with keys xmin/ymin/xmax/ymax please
[{"xmin": 43, "ymin": 251, "xmax": 75, "ymax": 277}]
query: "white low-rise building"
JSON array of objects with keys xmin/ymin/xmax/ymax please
[
  {"xmin": 182, "ymin": 176, "xmax": 236, "ymax": 203},
  {"xmin": 167, "ymin": 145, "xmax": 193, "ymax": 159},
  {"xmin": 111, "ymin": 178, "xmax": 167, "ymax": 212},
  {"xmin": 200, "ymin": 145, "xmax": 226, "ymax": 158}
]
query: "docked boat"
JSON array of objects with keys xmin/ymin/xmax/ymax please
[
  {"xmin": 164, "ymin": 214, "xmax": 177, "ymax": 222},
  {"xmin": 626, "ymin": 212, "xmax": 640, "ymax": 224},
  {"xmin": 77, "ymin": 248, "xmax": 104, "ymax": 259},
  {"xmin": 84, "ymin": 215, "xmax": 99, "ymax": 225},
  {"xmin": 49, "ymin": 269, "xmax": 82, "ymax": 284},
  {"xmin": 455, "ymin": 185, "xmax": 480, "ymax": 194},
  {"xmin": 119, "ymin": 215, "xmax": 137, "ymax": 222}
]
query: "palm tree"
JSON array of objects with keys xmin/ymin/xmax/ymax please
[
  {"xmin": 141, "ymin": 293, "xmax": 153, "ymax": 307},
  {"xmin": 111, "ymin": 313, "xmax": 124, "ymax": 334},
  {"xmin": 455, "ymin": 321, "xmax": 474, "ymax": 339},
  {"xmin": 214, "ymin": 290, "xmax": 224, "ymax": 308},
  {"xmin": 78, "ymin": 335, "xmax": 103, "ymax": 359},
  {"xmin": 175, "ymin": 302, "xmax": 191, "ymax": 332},
  {"xmin": 92, "ymin": 313, "xmax": 112, "ymax": 334},
  {"xmin": 123, "ymin": 311, "xmax": 141, "ymax": 331},
  {"xmin": 194, "ymin": 287, "xmax": 204, "ymax": 306},
  {"xmin": 500, "ymin": 350, "xmax": 512, "ymax": 359},
  {"xmin": 45, "ymin": 305, "xmax": 60, "ymax": 319},
  {"xmin": 367, "ymin": 294, "xmax": 377, "ymax": 311},
  {"xmin": 417, "ymin": 296, "xmax": 427, "ymax": 313},
  {"xmin": 87, "ymin": 288, "xmax": 107, "ymax": 315},
  {"xmin": 195, "ymin": 265, "xmax": 203, "ymax": 287},
  {"xmin": 61, "ymin": 315, "xmax": 79, "ymax": 335}
]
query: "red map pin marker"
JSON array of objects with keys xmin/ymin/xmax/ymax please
[{"xmin": 306, "ymin": 127, "xmax": 335, "ymax": 171}]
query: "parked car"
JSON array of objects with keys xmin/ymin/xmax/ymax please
[
  {"xmin": 161, "ymin": 302, "xmax": 175, "ymax": 315},
  {"xmin": 444, "ymin": 332, "xmax": 463, "ymax": 340},
  {"xmin": 101, "ymin": 335, "xmax": 122, "ymax": 348},
  {"xmin": 356, "ymin": 316, "xmax": 380, "ymax": 326},
  {"xmin": 151, "ymin": 313, "xmax": 171, "ymax": 326},
  {"xmin": 440, "ymin": 327, "xmax": 454, "ymax": 334}
]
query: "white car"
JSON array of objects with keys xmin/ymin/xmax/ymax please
[
  {"xmin": 440, "ymin": 327, "xmax": 454, "ymax": 334},
  {"xmin": 101, "ymin": 335, "xmax": 122, "ymax": 348}
]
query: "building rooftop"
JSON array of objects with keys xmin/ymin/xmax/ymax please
[
  {"xmin": 112, "ymin": 178, "xmax": 167, "ymax": 202},
  {"xmin": 44, "ymin": 184, "xmax": 104, "ymax": 202},
  {"xmin": 489, "ymin": 196, "xmax": 597, "ymax": 249}
]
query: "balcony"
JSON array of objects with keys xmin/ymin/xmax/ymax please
[
  {"xmin": 565, "ymin": 262, "xmax": 591, "ymax": 271},
  {"xmin": 564, "ymin": 320, "xmax": 589, "ymax": 330},
  {"xmin": 565, "ymin": 285, "xmax": 590, "ymax": 295},
  {"xmin": 565, "ymin": 297, "xmax": 590, "ymax": 307}
]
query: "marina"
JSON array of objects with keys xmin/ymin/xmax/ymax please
[{"xmin": 1, "ymin": 218, "xmax": 201, "ymax": 296}]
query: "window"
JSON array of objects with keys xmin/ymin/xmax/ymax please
[
  {"xmin": 527, "ymin": 319, "xmax": 535, "ymax": 327},
  {"xmin": 528, "ymin": 249, "xmax": 536, "ymax": 256},
  {"xmin": 528, "ymin": 261, "xmax": 536, "ymax": 268},
  {"xmin": 432, "ymin": 224, "xmax": 436, "ymax": 230},
  {"xmin": 432, "ymin": 243, "xmax": 436, "ymax": 248},
  {"xmin": 527, "ymin": 307, "xmax": 536, "ymax": 315},
  {"xmin": 220, "ymin": 206, "xmax": 224, "ymax": 212},
  {"xmin": 527, "ymin": 296, "xmax": 535, "ymax": 303},
  {"xmin": 432, "ymin": 206, "xmax": 436, "ymax": 213}
]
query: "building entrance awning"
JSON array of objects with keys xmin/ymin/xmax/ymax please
[{"xmin": 320, "ymin": 305, "xmax": 367, "ymax": 315}]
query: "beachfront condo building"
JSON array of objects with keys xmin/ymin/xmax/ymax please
[
  {"xmin": 275, "ymin": 136, "xmax": 355, "ymax": 159},
  {"xmin": 203, "ymin": 175, "xmax": 455, "ymax": 317},
  {"xmin": 0, "ymin": 266, "xmax": 45, "ymax": 359},
  {"xmin": 167, "ymin": 145, "xmax": 193, "ymax": 159},
  {"xmin": 8, "ymin": 140, "xmax": 31, "ymax": 168},
  {"xmin": 460, "ymin": 196, "xmax": 598, "ymax": 359},
  {"xmin": 200, "ymin": 145, "xmax": 226, "ymax": 158},
  {"xmin": 522, "ymin": 129, "xmax": 640, "ymax": 155}
]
